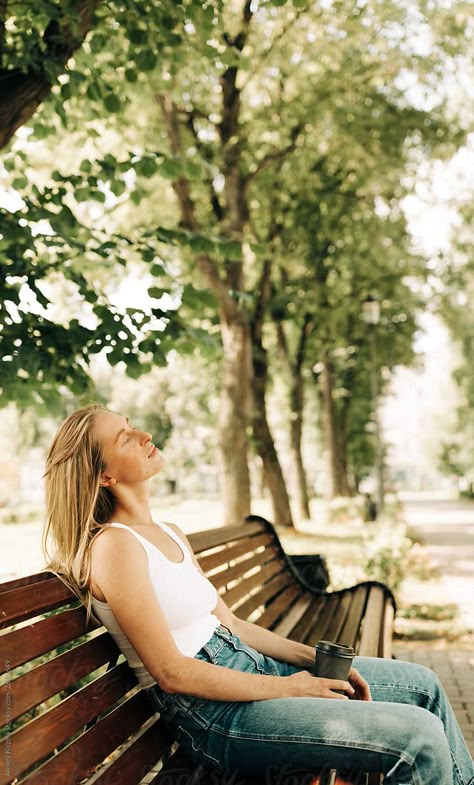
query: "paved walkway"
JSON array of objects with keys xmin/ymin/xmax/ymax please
[
  {"xmin": 393, "ymin": 641, "xmax": 474, "ymax": 757},
  {"xmin": 394, "ymin": 494, "xmax": 474, "ymax": 758}
]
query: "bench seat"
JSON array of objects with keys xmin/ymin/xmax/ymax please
[{"xmin": 0, "ymin": 516, "xmax": 395, "ymax": 785}]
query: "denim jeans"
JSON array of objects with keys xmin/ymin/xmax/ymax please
[{"xmin": 144, "ymin": 624, "xmax": 474, "ymax": 784}]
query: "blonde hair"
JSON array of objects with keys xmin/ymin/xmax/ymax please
[{"xmin": 42, "ymin": 403, "xmax": 116, "ymax": 625}]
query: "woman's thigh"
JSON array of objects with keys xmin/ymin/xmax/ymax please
[
  {"xmin": 161, "ymin": 631, "xmax": 451, "ymax": 780},
  {"xmin": 354, "ymin": 655, "xmax": 447, "ymax": 708},
  {"xmin": 204, "ymin": 692, "xmax": 449, "ymax": 778}
]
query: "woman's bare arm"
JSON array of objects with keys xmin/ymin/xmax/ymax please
[
  {"xmin": 170, "ymin": 523, "xmax": 370, "ymax": 700},
  {"xmin": 169, "ymin": 523, "xmax": 315, "ymax": 669},
  {"xmin": 91, "ymin": 528, "xmax": 353, "ymax": 702}
]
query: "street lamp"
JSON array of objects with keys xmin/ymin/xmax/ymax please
[{"xmin": 362, "ymin": 295, "xmax": 385, "ymax": 514}]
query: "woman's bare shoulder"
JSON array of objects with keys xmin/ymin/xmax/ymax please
[
  {"xmin": 162, "ymin": 520, "xmax": 188, "ymax": 542},
  {"xmin": 90, "ymin": 526, "xmax": 147, "ymax": 598}
]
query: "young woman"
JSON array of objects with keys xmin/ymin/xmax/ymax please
[{"xmin": 43, "ymin": 404, "xmax": 474, "ymax": 784}]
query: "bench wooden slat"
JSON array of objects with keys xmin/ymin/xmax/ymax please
[
  {"xmin": 232, "ymin": 571, "xmax": 294, "ymax": 621},
  {"xmin": 188, "ymin": 521, "xmax": 263, "ymax": 553},
  {"xmin": 253, "ymin": 583, "xmax": 302, "ymax": 630},
  {"xmin": 0, "ymin": 577, "xmax": 75, "ymax": 629},
  {"xmin": 0, "ymin": 571, "xmax": 54, "ymax": 592},
  {"xmin": 337, "ymin": 586, "xmax": 369, "ymax": 649},
  {"xmin": 381, "ymin": 598, "xmax": 395, "ymax": 658},
  {"xmin": 303, "ymin": 593, "xmax": 341, "ymax": 644},
  {"xmin": 1, "ymin": 631, "xmax": 120, "ymax": 722},
  {"xmin": 358, "ymin": 587, "xmax": 385, "ymax": 657},
  {"xmin": 320, "ymin": 591, "xmax": 357, "ymax": 644},
  {"xmin": 221, "ymin": 558, "xmax": 288, "ymax": 609},
  {"xmin": 22, "ymin": 692, "xmax": 159, "ymax": 785},
  {"xmin": 272, "ymin": 593, "xmax": 313, "ymax": 638},
  {"xmin": 0, "ymin": 606, "xmax": 96, "ymax": 672},
  {"xmin": 198, "ymin": 532, "xmax": 275, "ymax": 574},
  {"xmin": 211, "ymin": 545, "xmax": 281, "ymax": 590},
  {"xmin": 92, "ymin": 717, "xmax": 176, "ymax": 785},
  {"xmin": 0, "ymin": 663, "xmax": 136, "ymax": 785},
  {"xmin": 290, "ymin": 595, "xmax": 327, "ymax": 642}
]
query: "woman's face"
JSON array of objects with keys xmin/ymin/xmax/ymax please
[{"xmin": 92, "ymin": 410, "xmax": 164, "ymax": 487}]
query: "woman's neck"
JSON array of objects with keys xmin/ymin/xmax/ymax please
[{"xmin": 109, "ymin": 489, "xmax": 155, "ymax": 527}]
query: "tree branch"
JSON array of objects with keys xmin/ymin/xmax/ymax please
[
  {"xmin": 0, "ymin": 0, "xmax": 100, "ymax": 149},
  {"xmin": 157, "ymin": 93, "xmax": 236, "ymax": 317},
  {"xmin": 157, "ymin": 93, "xmax": 199, "ymax": 233},
  {"xmin": 184, "ymin": 110, "xmax": 224, "ymax": 222},
  {"xmin": 293, "ymin": 313, "xmax": 312, "ymax": 376},
  {"xmin": 219, "ymin": 0, "xmax": 255, "ymax": 233},
  {"xmin": 275, "ymin": 319, "xmax": 289, "ymax": 361},
  {"xmin": 240, "ymin": 8, "xmax": 307, "ymax": 94},
  {"xmin": 252, "ymin": 258, "xmax": 272, "ymax": 344},
  {"xmin": 244, "ymin": 122, "xmax": 304, "ymax": 189},
  {"xmin": 193, "ymin": 253, "xmax": 237, "ymax": 317}
]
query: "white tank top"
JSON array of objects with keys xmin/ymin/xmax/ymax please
[{"xmin": 90, "ymin": 521, "xmax": 219, "ymax": 689}]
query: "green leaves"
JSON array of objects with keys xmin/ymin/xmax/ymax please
[
  {"xmin": 135, "ymin": 156, "xmax": 159, "ymax": 178},
  {"xmin": 1, "ymin": 0, "xmax": 469, "ymax": 436},
  {"xmin": 104, "ymin": 93, "xmax": 121, "ymax": 113},
  {"xmin": 152, "ymin": 225, "xmax": 243, "ymax": 260},
  {"xmin": 136, "ymin": 49, "xmax": 158, "ymax": 72}
]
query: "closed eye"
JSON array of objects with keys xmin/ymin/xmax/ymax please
[{"xmin": 122, "ymin": 426, "xmax": 135, "ymax": 444}]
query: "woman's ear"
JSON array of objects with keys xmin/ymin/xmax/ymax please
[{"xmin": 99, "ymin": 473, "xmax": 117, "ymax": 488}]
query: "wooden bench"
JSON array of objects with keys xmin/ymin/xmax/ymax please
[{"xmin": 0, "ymin": 515, "xmax": 395, "ymax": 785}]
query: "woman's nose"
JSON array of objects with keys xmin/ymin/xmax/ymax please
[{"xmin": 139, "ymin": 431, "xmax": 152, "ymax": 444}]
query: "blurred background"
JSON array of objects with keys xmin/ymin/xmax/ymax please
[{"xmin": 0, "ymin": 0, "xmax": 473, "ymax": 647}]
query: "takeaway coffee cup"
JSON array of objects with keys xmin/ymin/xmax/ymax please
[{"xmin": 314, "ymin": 641, "xmax": 355, "ymax": 694}]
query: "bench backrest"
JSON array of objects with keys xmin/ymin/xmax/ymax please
[{"xmin": 0, "ymin": 518, "xmax": 394, "ymax": 785}]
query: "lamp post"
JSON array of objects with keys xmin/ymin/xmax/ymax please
[{"xmin": 362, "ymin": 295, "xmax": 385, "ymax": 514}]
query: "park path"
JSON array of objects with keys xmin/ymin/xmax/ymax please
[
  {"xmin": 399, "ymin": 494, "xmax": 474, "ymax": 633},
  {"xmin": 393, "ymin": 493, "xmax": 474, "ymax": 758}
]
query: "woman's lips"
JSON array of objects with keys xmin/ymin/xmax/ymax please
[{"xmin": 148, "ymin": 446, "xmax": 158, "ymax": 458}]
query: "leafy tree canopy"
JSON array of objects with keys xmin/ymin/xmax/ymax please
[{"xmin": 0, "ymin": 0, "xmax": 471, "ymax": 418}]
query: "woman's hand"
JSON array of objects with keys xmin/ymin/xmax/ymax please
[
  {"xmin": 286, "ymin": 670, "xmax": 355, "ymax": 699},
  {"xmin": 348, "ymin": 667, "xmax": 372, "ymax": 701}
]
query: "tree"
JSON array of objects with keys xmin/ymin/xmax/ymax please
[
  {"xmin": 0, "ymin": 0, "xmax": 101, "ymax": 148},
  {"xmin": 437, "ymin": 200, "xmax": 474, "ymax": 491},
  {"xmin": 1, "ymin": 0, "xmax": 470, "ymax": 523},
  {"xmin": 266, "ymin": 136, "xmax": 437, "ymax": 497}
]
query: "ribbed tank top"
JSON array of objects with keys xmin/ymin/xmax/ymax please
[{"xmin": 90, "ymin": 521, "xmax": 219, "ymax": 689}]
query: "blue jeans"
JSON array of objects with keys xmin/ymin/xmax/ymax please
[{"xmin": 145, "ymin": 624, "xmax": 474, "ymax": 784}]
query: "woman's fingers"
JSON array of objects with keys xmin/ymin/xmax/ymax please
[
  {"xmin": 348, "ymin": 667, "xmax": 372, "ymax": 701},
  {"xmin": 287, "ymin": 672, "xmax": 357, "ymax": 699},
  {"xmin": 326, "ymin": 679, "xmax": 355, "ymax": 698}
]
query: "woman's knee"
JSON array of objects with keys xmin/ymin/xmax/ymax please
[
  {"xmin": 356, "ymin": 656, "xmax": 445, "ymax": 708},
  {"xmin": 384, "ymin": 708, "xmax": 452, "ymax": 784},
  {"xmin": 402, "ymin": 661, "xmax": 446, "ymax": 708},
  {"xmin": 410, "ymin": 709, "xmax": 452, "ymax": 779}
]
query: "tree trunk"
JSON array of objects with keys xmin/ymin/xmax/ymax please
[
  {"xmin": 158, "ymin": 89, "xmax": 253, "ymax": 527},
  {"xmin": 275, "ymin": 314, "xmax": 312, "ymax": 520},
  {"xmin": 289, "ymin": 374, "xmax": 311, "ymax": 519},
  {"xmin": 319, "ymin": 358, "xmax": 351, "ymax": 498},
  {"xmin": 0, "ymin": 0, "xmax": 100, "ymax": 149},
  {"xmin": 218, "ymin": 316, "xmax": 252, "ymax": 525},
  {"xmin": 159, "ymin": 4, "xmax": 258, "ymax": 526},
  {"xmin": 250, "ymin": 338, "xmax": 294, "ymax": 528},
  {"xmin": 337, "ymin": 392, "xmax": 357, "ymax": 496}
]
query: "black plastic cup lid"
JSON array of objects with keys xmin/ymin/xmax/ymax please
[{"xmin": 315, "ymin": 640, "xmax": 355, "ymax": 656}]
